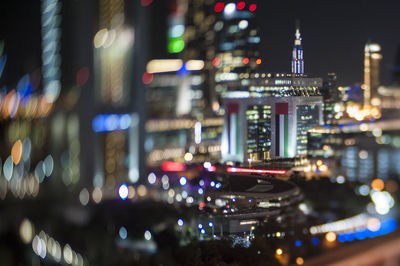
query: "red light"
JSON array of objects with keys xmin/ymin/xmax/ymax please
[
  {"xmin": 76, "ymin": 67, "xmax": 89, "ymax": 87},
  {"xmin": 161, "ymin": 161, "xmax": 186, "ymax": 172},
  {"xmin": 226, "ymin": 167, "xmax": 286, "ymax": 175},
  {"xmin": 213, "ymin": 57, "xmax": 221, "ymax": 66},
  {"xmin": 249, "ymin": 4, "xmax": 257, "ymax": 11},
  {"xmin": 208, "ymin": 165, "xmax": 216, "ymax": 172},
  {"xmin": 142, "ymin": 72, "xmax": 153, "ymax": 84},
  {"xmin": 199, "ymin": 202, "xmax": 206, "ymax": 208},
  {"xmin": 256, "ymin": 58, "xmax": 262, "ymax": 65},
  {"xmin": 242, "ymin": 57, "xmax": 249, "ymax": 64},
  {"xmin": 237, "ymin": 2, "xmax": 245, "ymax": 10},
  {"xmin": 214, "ymin": 2, "xmax": 225, "ymax": 12},
  {"xmin": 141, "ymin": 0, "xmax": 153, "ymax": 7}
]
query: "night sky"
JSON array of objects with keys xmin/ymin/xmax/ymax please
[
  {"xmin": 1, "ymin": 0, "xmax": 400, "ymax": 87},
  {"xmin": 258, "ymin": 0, "xmax": 400, "ymax": 85}
]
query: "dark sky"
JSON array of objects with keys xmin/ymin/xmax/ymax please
[
  {"xmin": 258, "ymin": 0, "xmax": 400, "ymax": 85},
  {"xmin": 1, "ymin": 0, "xmax": 400, "ymax": 87},
  {"xmin": 0, "ymin": 0, "xmax": 41, "ymax": 86}
]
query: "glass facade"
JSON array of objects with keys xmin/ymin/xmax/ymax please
[
  {"xmin": 246, "ymin": 105, "xmax": 271, "ymax": 160},
  {"xmin": 296, "ymin": 104, "xmax": 320, "ymax": 155}
]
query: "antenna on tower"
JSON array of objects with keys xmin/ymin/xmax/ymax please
[{"xmin": 296, "ymin": 19, "xmax": 300, "ymax": 31}]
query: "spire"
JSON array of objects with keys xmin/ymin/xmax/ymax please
[
  {"xmin": 295, "ymin": 20, "xmax": 301, "ymax": 45},
  {"xmin": 291, "ymin": 20, "xmax": 304, "ymax": 75}
]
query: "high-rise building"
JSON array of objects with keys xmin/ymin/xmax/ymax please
[
  {"xmin": 363, "ymin": 43, "xmax": 382, "ymax": 107},
  {"xmin": 220, "ymin": 22, "xmax": 323, "ymax": 163},
  {"xmin": 321, "ymin": 73, "xmax": 340, "ymax": 125},
  {"xmin": 221, "ymin": 74, "xmax": 323, "ymax": 163},
  {"xmin": 212, "ymin": 1, "xmax": 261, "ymax": 99},
  {"xmin": 291, "ymin": 21, "xmax": 304, "ymax": 75}
]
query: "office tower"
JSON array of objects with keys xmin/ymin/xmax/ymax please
[
  {"xmin": 221, "ymin": 22, "xmax": 323, "ymax": 163},
  {"xmin": 61, "ymin": 0, "xmax": 149, "ymax": 193},
  {"xmin": 291, "ymin": 20, "xmax": 304, "ymax": 75},
  {"xmin": 322, "ymin": 73, "xmax": 340, "ymax": 125},
  {"xmin": 363, "ymin": 43, "xmax": 382, "ymax": 107},
  {"xmin": 221, "ymin": 74, "xmax": 323, "ymax": 163},
  {"xmin": 213, "ymin": 1, "xmax": 261, "ymax": 98}
]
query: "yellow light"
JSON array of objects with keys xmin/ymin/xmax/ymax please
[
  {"xmin": 11, "ymin": 140, "xmax": 23, "ymax": 164},
  {"xmin": 316, "ymin": 160, "xmax": 322, "ymax": 166},
  {"xmin": 20, "ymin": 218, "xmax": 34, "ymax": 244},
  {"xmin": 212, "ymin": 101, "xmax": 220, "ymax": 111},
  {"xmin": 325, "ymin": 232, "xmax": 336, "ymax": 242},
  {"xmin": 359, "ymin": 123, "xmax": 369, "ymax": 131},
  {"xmin": 367, "ymin": 218, "xmax": 381, "ymax": 232},
  {"xmin": 371, "ymin": 179, "xmax": 384, "ymax": 191},
  {"xmin": 276, "ymin": 232, "xmax": 281, "ymax": 237},
  {"xmin": 319, "ymin": 165, "xmax": 328, "ymax": 172},
  {"xmin": 276, "ymin": 248, "xmax": 283, "ymax": 255},
  {"xmin": 146, "ymin": 59, "xmax": 183, "ymax": 74},
  {"xmin": 186, "ymin": 60, "xmax": 204, "ymax": 71},
  {"xmin": 366, "ymin": 43, "xmax": 381, "ymax": 53},
  {"xmin": 371, "ymin": 53, "xmax": 382, "ymax": 60},
  {"xmin": 137, "ymin": 185, "xmax": 147, "ymax": 197},
  {"xmin": 184, "ymin": 152, "xmax": 193, "ymax": 162},
  {"xmin": 296, "ymin": 257, "xmax": 304, "ymax": 265},
  {"xmin": 92, "ymin": 187, "xmax": 102, "ymax": 204},
  {"xmin": 94, "ymin": 28, "xmax": 108, "ymax": 48},
  {"xmin": 128, "ymin": 186, "xmax": 136, "ymax": 199},
  {"xmin": 371, "ymin": 98, "xmax": 381, "ymax": 106}
]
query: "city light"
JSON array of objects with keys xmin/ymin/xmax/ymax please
[
  {"xmin": 214, "ymin": 2, "xmax": 224, "ymax": 12},
  {"xmin": 118, "ymin": 183, "xmax": 129, "ymax": 200},
  {"xmin": 177, "ymin": 219, "xmax": 184, "ymax": 227},
  {"xmin": 276, "ymin": 248, "xmax": 283, "ymax": 255},
  {"xmin": 227, "ymin": 167, "xmax": 286, "ymax": 175},
  {"xmin": 148, "ymin": 172, "xmax": 157, "ymax": 184},
  {"xmin": 237, "ymin": 2, "xmax": 245, "ymax": 10},
  {"xmin": 186, "ymin": 60, "xmax": 205, "ymax": 71},
  {"xmin": 144, "ymin": 230, "xmax": 152, "ymax": 241},
  {"xmin": 325, "ymin": 232, "xmax": 336, "ymax": 242},
  {"xmin": 3, "ymin": 1, "xmax": 400, "ymax": 265},
  {"xmin": 179, "ymin": 176, "xmax": 187, "ymax": 186},
  {"xmin": 146, "ymin": 59, "xmax": 183, "ymax": 74},
  {"xmin": 224, "ymin": 3, "xmax": 236, "ymax": 16},
  {"xmin": 249, "ymin": 4, "xmax": 257, "ymax": 11},
  {"xmin": 119, "ymin": 226, "xmax": 128, "ymax": 240},
  {"xmin": 161, "ymin": 161, "xmax": 186, "ymax": 172},
  {"xmin": 296, "ymin": 257, "xmax": 304, "ymax": 265},
  {"xmin": 92, "ymin": 113, "xmax": 132, "ymax": 133}
]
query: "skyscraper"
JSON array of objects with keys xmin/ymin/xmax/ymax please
[
  {"xmin": 212, "ymin": 1, "xmax": 261, "ymax": 99},
  {"xmin": 291, "ymin": 21, "xmax": 304, "ymax": 75},
  {"xmin": 363, "ymin": 43, "xmax": 382, "ymax": 107}
]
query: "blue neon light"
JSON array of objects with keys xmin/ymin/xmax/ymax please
[
  {"xmin": 92, "ymin": 114, "xmax": 132, "ymax": 133},
  {"xmin": 337, "ymin": 219, "xmax": 398, "ymax": 243},
  {"xmin": 311, "ymin": 237, "xmax": 320, "ymax": 245}
]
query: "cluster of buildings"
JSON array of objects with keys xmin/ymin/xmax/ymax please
[{"xmin": 1, "ymin": 0, "xmax": 400, "ymax": 205}]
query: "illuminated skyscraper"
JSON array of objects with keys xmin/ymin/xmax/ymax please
[
  {"xmin": 291, "ymin": 21, "xmax": 304, "ymax": 75},
  {"xmin": 213, "ymin": 1, "xmax": 261, "ymax": 98},
  {"xmin": 363, "ymin": 43, "xmax": 382, "ymax": 107}
]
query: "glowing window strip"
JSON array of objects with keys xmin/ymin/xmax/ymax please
[{"xmin": 226, "ymin": 167, "xmax": 286, "ymax": 175}]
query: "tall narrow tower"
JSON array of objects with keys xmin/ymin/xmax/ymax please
[
  {"xmin": 363, "ymin": 42, "xmax": 382, "ymax": 107},
  {"xmin": 291, "ymin": 20, "xmax": 304, "ymax": 75}
]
